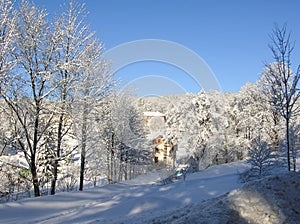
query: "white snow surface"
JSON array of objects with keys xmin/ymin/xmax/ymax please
[
  {"xmin": 1, "ymin": 161, "xmax": 299, "ymax": 224},
  {"xmin": 143, "ymin": 111, "xmax": 166, "ymax": 117}
]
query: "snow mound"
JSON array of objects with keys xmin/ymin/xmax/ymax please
[{"xmin": 153, "ymin": 172, "xmax": 300, "ymax": 224}]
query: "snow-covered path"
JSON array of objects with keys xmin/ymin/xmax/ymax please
[{"xmin": 0, "ymin": 161, "xmax": 249, "ymax": 224}]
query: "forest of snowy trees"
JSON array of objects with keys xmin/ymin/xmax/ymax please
[
  {"xmin": 1, "ymin": 0, "xmax": 300, "ymax": 202},
  {"xmin": 0, "ymin": 0, "xmax": 151, "ymax": 199},
  {"xmin": 139, "ymin": 84, "xmax": 299, "ymax": 173}
]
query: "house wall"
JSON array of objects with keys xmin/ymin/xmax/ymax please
[
  {"xmin": 153, "ymin": 137, "xmax": 175, "ymax": 167},
  {"xmin": 144, "ymin": 112, "xmax": 176, "ymax": 167}
]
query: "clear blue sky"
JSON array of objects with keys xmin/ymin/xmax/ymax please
[{"xmin": 34, "ymin": 0, "xmax": 300, "ymax": 95}]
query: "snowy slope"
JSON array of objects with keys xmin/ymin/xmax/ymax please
[
  {"xmin": 1, "ymin": 161, "xmax": 298, "ymax": 224},
  {"xmin": 152, "ymin": 171, "xmax": 300, "ymax": 224}
]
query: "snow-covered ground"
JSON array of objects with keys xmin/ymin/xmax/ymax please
[{"xmin": 0, "ymin": 161, "xmax": 299, "ymax": 224}]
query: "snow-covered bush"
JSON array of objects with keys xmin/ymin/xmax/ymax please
[{"xmin": 241, "ymin": 136, "xmax": 276, "ymax": 182}]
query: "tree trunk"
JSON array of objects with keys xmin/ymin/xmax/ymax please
[
  {"xmin": 119, "ymin": 155, "xmax": 123, "ymax": 182},
  {"xmin": 286, "ymin": 117, "xmax": 291, "ymax": 171},
  {"xmin": 107, "ymin": 145, "xmax": 111, "ymax": 182},
  {"xmin": 50, "ymin": 161, "xmax": 58, "ymax": 195},
  {"xmin": 110, "ymin": 132, "xmax": 115, "ymax": 182},
  {"xmin": 50, "ymin": 115, "xmax": 63, "ymax": 195},
  {"xmin": 271, "ymin": 111, "xmax": 280, "ymax": 151},
  {"xmin": 50, "ymin": 109, "xmax": 65, "ymax": 195},
  {"xmin": 79, "ymin": 107, "xmax": 88, "ymax": 191},
  {"xmin": 30, "ymin": 159, "xmax": 40, "ymax": 197},
  {"xmin": 79, "ymin": 148, "xmax": 86, "ymax": 191},
  {"xmin": 32, "ymin": 106, "xmax": 41, "ymax": 197}
]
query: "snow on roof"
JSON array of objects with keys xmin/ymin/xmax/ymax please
[{"xmin": 144, "ymin": 111, "xmax": 166, "ymax": 117}]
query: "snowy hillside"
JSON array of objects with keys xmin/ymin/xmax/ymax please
[
  {"xmin": 0, "ymin": 161, "xmax": 299, "ymax": 224},
  {"xmin": 150, "ymin": 172, "xmax": 300, "ymax": 224}
]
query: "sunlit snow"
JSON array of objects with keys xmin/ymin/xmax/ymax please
[{"xmin": 1, "ymin": 161, "xmax": 299, "ymax": 224}]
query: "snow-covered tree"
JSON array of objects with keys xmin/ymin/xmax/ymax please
[
  {"xmin": 166, "ymin": 92, "xmax": 220, "ymax": 169},
  {"xmin": 47, "ymin": 0, "xmax": 110, "ymax": 194},
  {"xmin": 166, "ymin": 93, "xmax": 200, "ymax": 162},
  {"xmin": 0, "ymin": 0, "xmax": 16, "ymax": 158},
  {"xmin": 247, "ymin": 135, "xmax": 273, "ymax": 177},
  {"xmin": 207, "ymin": 91, "xmax": 237, "ymax": 165},
  {"xmin": 222, "ymin": 92, "xmax": 247, "ymax": 161},
  {"xmin": 0, "ymin": 155, "xmax": 32, "ymax": 201},
  {"xmin": 0, "ymin": 0, "xmax": 15, "ymax": 85},
  {"xmin": 238, "ymin": 82, "xmax": 279, "ymax": 146},
  {"xmin": 98, "ymin": 90, "xmax": 150, "ymax": 183},
  {"xmin": 0, "ymin": 1, "xmax": 57, "ymax": 197},
  {"xmin": 72, "ymin": 36, "xmax": 114, "ymax": 191},
  {"xmin": 262, "ymin": 24, "xmax": 300, "ymax": 171}
]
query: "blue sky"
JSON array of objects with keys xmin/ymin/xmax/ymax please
[{"xmin": 34, "ymin": 0, "xmax": 300, "ymax": 95}]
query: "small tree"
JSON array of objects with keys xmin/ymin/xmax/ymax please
[
  {"xmin": 248, "ymin": 136, "xmax": 272, "ymax": 177},
  {"xmin": 262, "ymin": 24, "xmax": 300, "ymax": 171}
]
